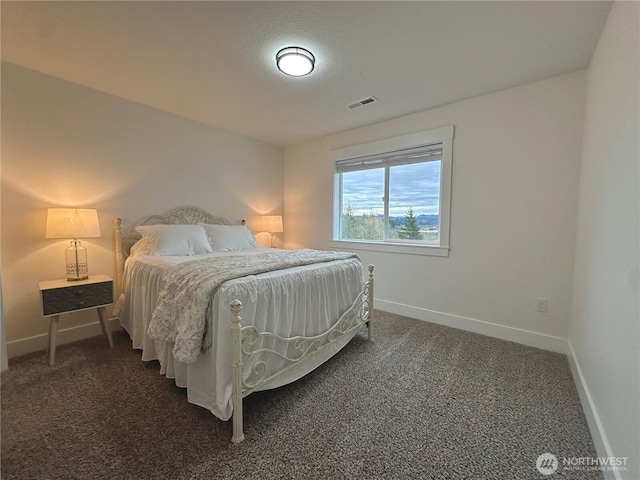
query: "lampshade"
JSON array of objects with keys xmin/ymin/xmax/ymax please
[
  {"xmin": 46, "ymin": 208, "xmax": 101, "ymax": 239},
  {"xmin": 46, "ymin": 208, "xmax": 101, "ymax": 281},
  {"xmin": 276, "ymin": 47, "xmax": 315, "ymax": 77},
  {"xmin": 261, "ymin": 215, "xmax": 283, "ymax": 233}
]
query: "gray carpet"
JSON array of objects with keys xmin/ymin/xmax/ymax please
[{"xmin": 1, "ymin": 311, "xmax": 601, "ymax": 479}]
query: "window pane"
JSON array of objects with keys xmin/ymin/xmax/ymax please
[
  {"xmin": 340, "ymin": 168, "xmax": 384, "ymax": 241},
  {"xmin": 388, "ymin": 161, "xmax": 441, "ymax": 243}
]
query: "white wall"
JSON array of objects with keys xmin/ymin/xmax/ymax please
[
  {"xmin": 568, "ymin": 2, "xmax": 639, "ymax": 478},
  {"xmin": 284, "ymin": 71, "xmax": 586, "ymax": 352},
  {"xmin": 1, "ymin": 62, "xmax": 283, "ymax": 358}
]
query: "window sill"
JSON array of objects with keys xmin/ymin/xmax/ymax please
[{"xmin": 328, "ymin": 240, "xmax": 449, "ymax": 257}]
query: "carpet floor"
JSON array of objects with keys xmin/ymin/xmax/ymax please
[{"xmin": 1, "ymin": 311, "xmax": 600, "ymax": 479}]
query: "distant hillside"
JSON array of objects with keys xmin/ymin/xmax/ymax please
[{"xmin": 390, "ymin": 214, "xmax": 439, "ymax": 229}]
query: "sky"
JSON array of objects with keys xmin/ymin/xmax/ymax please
[{"xmin": 342, "ymin": 161, "xmax": 441, "ymax": 216}]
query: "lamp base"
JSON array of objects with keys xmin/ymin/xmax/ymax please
[
  {"xmin": 66, "ymin": 276, "xmax": 89, "ymax": 282},
  {"xmin": 65, "ymin": 240, "xmax": 89, "ymax": 281}
]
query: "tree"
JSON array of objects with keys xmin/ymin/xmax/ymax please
[
  {"xmin": 342, "ymin": 202, "xmax": 383, "ymax": 240},
  {"xmin": 398, "ymin": 207, "xmax": 423, "ymax": 240}
]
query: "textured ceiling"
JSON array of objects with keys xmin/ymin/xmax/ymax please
[{"xmin": 1, "ymin": 1, "xmax": 612, "ymax": 147}]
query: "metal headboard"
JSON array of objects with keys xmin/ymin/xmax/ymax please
[{"xmin": 113, "ymin": 206, "xmax": 231, "ymax": 295}]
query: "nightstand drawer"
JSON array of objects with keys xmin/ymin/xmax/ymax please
[{"xmin": 41, "ymin": 281, "xmax": 113, "ymax": 316}]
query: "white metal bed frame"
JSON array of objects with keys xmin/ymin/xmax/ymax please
[{"xmin": 113, "ymin": 206, "xmax": 374, "ymax": 443}]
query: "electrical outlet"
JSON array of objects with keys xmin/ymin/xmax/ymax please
[{"xmin": 535, "ymin": 297, "xmax": 548, "ymax": 313}]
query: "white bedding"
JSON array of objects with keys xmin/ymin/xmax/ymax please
[{"xmin": 117, "ymin": 248, "xmax": 364, "ymax": 421}]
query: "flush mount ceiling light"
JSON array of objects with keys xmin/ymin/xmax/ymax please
[{"xmin": 276, "ymin": 46, "xmax": 315, "ymax": 77}]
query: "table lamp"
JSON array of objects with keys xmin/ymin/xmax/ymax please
[
  {"xmin": 45, "ymin": 208, "xmax": 101, "ymax": 281},
  {"xmin": 260, "ymin": 215, "xmax": 283, "ymax": 248}
]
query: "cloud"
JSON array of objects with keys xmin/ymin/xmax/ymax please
[{"xmin": 342, "ymin": 162, "xmax": 440, "ymax": 216}]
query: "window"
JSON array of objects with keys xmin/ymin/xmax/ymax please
[{"xmin": 330, "ymin": 126, "xmax": 453, "ymax": 257}]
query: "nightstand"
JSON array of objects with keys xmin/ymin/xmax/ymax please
[{"xmin": 39, "ymin": 274, "xmax": 114, "ymax": 366}]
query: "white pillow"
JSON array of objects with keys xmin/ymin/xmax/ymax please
[
  {"xmin": 129, "ymin": 238, "xmax": 151, "ymax": 257},
  {"xmin": 200, "ymin": 224, "xmax": 258, "ymax": 252},
  {"xmin": 135, "ymin": 225, "xmax": 213, "ymax": 256}
]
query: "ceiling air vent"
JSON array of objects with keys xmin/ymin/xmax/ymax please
[{"xmin": 346, "ymin": 96, "xmax": 378, "ymax": 110}]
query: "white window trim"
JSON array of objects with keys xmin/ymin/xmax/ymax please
[
  {"xmin": 328, "ymin": 240, "xmax": 449, "ymax": 257},
  {"xmin": 331, "ymin": 125, "xmax": 454, "ymax": 257}
]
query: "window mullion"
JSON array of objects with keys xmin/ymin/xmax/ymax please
[
  {"xmin": 383, "ymin": 166, "xmax": 390, "ymax": 241},
  {"xmin": 337, "ymin": 173, "xmax": 343, "ymax": 239}
]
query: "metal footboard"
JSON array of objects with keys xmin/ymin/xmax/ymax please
[{"xmin": 230, "ymin": 264, "xmax": 374, "ymax": 443}]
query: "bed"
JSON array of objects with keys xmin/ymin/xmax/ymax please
[{"xmin": 113, "ymin": 206, "xmax": 374, "ymax": 443}]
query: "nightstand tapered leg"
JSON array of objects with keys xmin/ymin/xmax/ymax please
[
  {"xmin": 97, "ymin": 306, "xmax": 113, "ymax": 348},
  {"xmin": 48, "ymin": 316, "xmax": 59, "ymax": 366}
]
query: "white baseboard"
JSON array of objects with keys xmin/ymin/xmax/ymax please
[
  {"xmin": 375, "ymin": 299, "xmax": 568, "ymax": 354},
  {"xmin": 6, "ymin": 317, "xmax": 122, "ymax": 360},
  {"xmin": 566, "ymin": 341, "xmax": 620, "ymax": 480}
]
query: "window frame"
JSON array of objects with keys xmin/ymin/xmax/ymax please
[{"xmin": 329, "ymin": 125, "xmax": 454, "ymax": 257}]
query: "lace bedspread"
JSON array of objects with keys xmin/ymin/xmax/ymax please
[{"xmin": 147, "ymin": 249, "xmax": 358, "ymax": 363}]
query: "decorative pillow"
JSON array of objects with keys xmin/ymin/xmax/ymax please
[
  {"xmin": 134, "ymin": 224, "xmax": 213, "ymax": 256},
  {"xmin": 200, "ymin": 224, "xmax": 258, "ymax": 252}
]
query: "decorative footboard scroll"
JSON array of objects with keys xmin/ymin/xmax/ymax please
[{"xmin": 230, "ymin": 264, "xmax": 375, "ymax": 444}]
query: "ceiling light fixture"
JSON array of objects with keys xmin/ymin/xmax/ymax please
[{"xmin": 276, "ymin": 46, "xmax": 315, "ymax": 77}]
